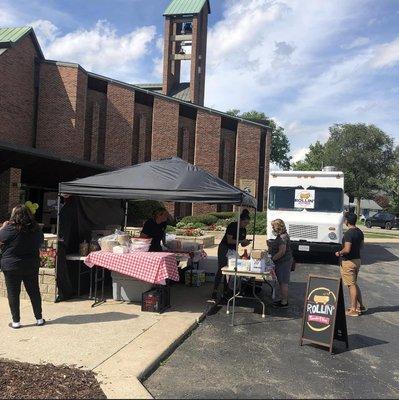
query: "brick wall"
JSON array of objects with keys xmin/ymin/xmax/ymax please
[
  {"xmin": 152, "ymin": 97, "xmax": 179, "ymax": 160},
  {"xmin": 0, "ymin": 36, "xmax": 38, "ymax": 146},
  {"xmin": 133, "ymin": 103, "xmax": 153, "ymax": 164},
  {"xmin": 104, "ymin": 83, "xmax": 135, "ymax": 167},
  {"xmin": 0, "ymin": 168, "xmax": 22, "ymax": 221},
  {"xmin": 84, "ymin": 89, "xmax": 107, "ymax": 163},
  {"xmin": 0, "ymin": 268, "xmax": 55, "ymax": 302},
  {"xmin": 192, "ymin": 111, "xmax": 221, "ymax": 214},
  {"xmin": 36, "ymin": 63, "xmax": 87, "ymax": 158},
  {"xmin": 235, "ymin": 122, "xmax": 261, "ymax": 199}
]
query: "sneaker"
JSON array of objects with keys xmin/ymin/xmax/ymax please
[
  {"xmin": 36, "ymin": 319, "xmax": 46, "ymax": 326},
  {"xmin": 345, "ymin": 309, "xmax": 360, "ymax": 317},
  {"xmin": 272, "ymin": 301, "xmax": 288, "ymax": 309},
  {"xmin": 10, "ymin": 322, "xmax": 21, "ymax": 329}
]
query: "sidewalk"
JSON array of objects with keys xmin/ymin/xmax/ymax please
[{"xmin": 0, "ymin": 283, "xmax": 215, "ymax": 399}]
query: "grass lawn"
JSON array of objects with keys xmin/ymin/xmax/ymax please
[{"xmin": 363, "ymin": 231, "xmax": 399, "ymax": 239}]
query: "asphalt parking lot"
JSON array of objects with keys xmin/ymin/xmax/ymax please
[{"xmin": 145, "ymin": 243, "xmax": 399, "ymax": 399}]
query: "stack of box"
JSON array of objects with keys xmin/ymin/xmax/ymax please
[{"xmin": 185, "ymin": 270, "xmax": 206, "ymax": 286}]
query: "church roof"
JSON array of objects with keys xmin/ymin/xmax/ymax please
[
  {"xmin": 0, "ymin": 27, "xmax": 44, "ymax": 58},
  {"xmin": 164, "ymin": 0, "xmax": 210, "ymax": 16}
]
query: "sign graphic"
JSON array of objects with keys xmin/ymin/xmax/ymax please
[
  {"xmin": 294, "ymin": 189, "xmax": 315, "ymax": 209},
  {"xmin": 300, "ymin": 275, "xmax": 348, "ymax": 354},
  {"xmin": 239, "ymin": 179, "xmax": 256, "ymax": 196}
]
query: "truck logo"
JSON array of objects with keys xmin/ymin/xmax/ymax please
[
  {"xmin": 306, "ymin": 288, "xmax": 336, "ymax": 332},
  {"xmin": 299, "ymin": 192, "xmax": 311, "ymax": 200}
]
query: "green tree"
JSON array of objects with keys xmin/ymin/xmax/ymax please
[
  {"xmin": 226, "ymin": 109, "xmax": 291, "ymax": 170},
  {"xmin": 323, "ymin": 124, "xmax": 395, "ymax": 215},
  {"xmin": 381, "ymin": 146, "xmax": 399, "ymax": 211},
  {"xmin": 291, "ymin": 141, "xmax": 326, "ymax": 171}
]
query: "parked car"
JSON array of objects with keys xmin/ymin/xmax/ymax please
[{"xmin": 365, "ymin": 212, "xmax": 399, "ymax": 230}]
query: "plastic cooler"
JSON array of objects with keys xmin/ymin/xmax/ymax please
[{"xmin": 111, "ymin": 271, "xmax": 152, "ymax": 302}]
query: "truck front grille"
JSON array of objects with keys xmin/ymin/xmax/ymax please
[{"xmin": 288, "ymin": 224, "xmax": 318, "ymax": 239}]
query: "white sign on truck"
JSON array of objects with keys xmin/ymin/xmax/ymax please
[{"xmin": 267, "ymin": 168, "xmax": 344, "ymax": 255}]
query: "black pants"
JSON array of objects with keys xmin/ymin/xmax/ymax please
[
  {"xmin": 3, "ymin": 270, "xmax": 42, "ymax": 323},
  {"xmin": 213, "ymin": 243, "xmax": 229, "ymax": 293}
]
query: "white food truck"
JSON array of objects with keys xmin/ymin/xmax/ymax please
[{"xmin": 267, "ymin": 168, "xmax": 345, "ymax": 256}]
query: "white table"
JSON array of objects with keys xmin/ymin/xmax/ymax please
[
  {"xmin": 221, "ymin": 267, "xmax": 277, "ymax": 319},
  {"xmin": 66, "ymin": 254, "xmax": 93, "ymax": 298}
]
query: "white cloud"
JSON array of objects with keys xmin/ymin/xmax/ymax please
[
  {"xmin": 370, "ymin": 37, "xmax": 399, "ymax": 68},
  {"xmin": 30, "ymin": 19, "xmax": 59, "ymax": 47},
  {"xmin": 291, "ymin": 147, "xmax": 309, "ymax": 163},
  {"xmin": 341, "ymin": 36, "xmax": 370, "ymax": 50},
  {"xmin": 0, "ymin": 6, "xmax": 18, "ymax": 26},
  {"xmin": 203, "ymin": 0, "xmax": 399, "ymax": 158},
  {"xmin": 29, "ymin": 19, "xmax": 157, "ymax": 82}
]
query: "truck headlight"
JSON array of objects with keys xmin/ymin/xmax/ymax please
[{"xmin": 328, "ymin": 232, "xmax": 337, "ymax": 240}]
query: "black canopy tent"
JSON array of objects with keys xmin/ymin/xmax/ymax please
[
  {"xmin": 57, "ymin": 157, "xmax": 258, "ymax": 325},
  {"xmin": 59, "ymin": 157, "xmax": 257, "ymax": 207}
]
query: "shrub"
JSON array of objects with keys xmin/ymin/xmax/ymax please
[
  {"xmin": 128, "ymin": 200, "xmax": 165, "ymax": 225},
  {"xmin": 210, "ymin": 212, "xmax": 236, "ymax": 220},
  {"xmin": 180, "ymin": 214, "xmax": 218, "ymax": 226}
]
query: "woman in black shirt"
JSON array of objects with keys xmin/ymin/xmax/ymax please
[
  {"xmin": 140, "ymin": 208, "xmax": 169, "ymax": 252},
  {"xmin": 0, "ymin": 205, "xmax": 44, "ymax": 329},
  {"xmin": 212, "ymin": 209, "xmax": 251, "ymax": 300}
]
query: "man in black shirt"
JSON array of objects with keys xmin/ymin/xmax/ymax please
[
  {"xmin": 335, "ymin": 213, "xmax": 365, "ymax": 317},
  {"xmin": 140, "ymin": 208, "xmax": 169, "ymax": 252}
]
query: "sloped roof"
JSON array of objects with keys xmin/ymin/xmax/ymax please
[
  {"xmin": 136, "ymin": 82, "xmax": 191, "ymax": 102},
  {"xmin": 0, "ymin": 26, "xmax": 44, "ymax": 58},
  {"xmin": 164, "ymin": 0, "xmax": 210, "ymax": 16},
  {"xmin": 344, "ymin": 195, "xmax": 382, "ymax": 211}
]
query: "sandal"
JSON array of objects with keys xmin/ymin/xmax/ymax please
[{"xmin": 346, "ymin": 309, "xmax": 360, "ymax": 317}]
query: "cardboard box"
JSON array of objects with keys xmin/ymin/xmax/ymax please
[
  {"xmin": 185, "ymin": 270, "xmax": 206, "ymax": 286},
  {"xmin": 250, "ymin": 258, "xmax": 266, "ymax": 273},
  {"xmin": 228, "ymin": 258, "xmax": 251, "ymax": 272},
  {"xmin": 251, "ymin": 250, "xmax": 267, "ymax": 260}
]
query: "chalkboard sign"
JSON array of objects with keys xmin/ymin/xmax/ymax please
[{"xmin": 300, "ymin": 275, "xmax": 348, "ymax": 353}]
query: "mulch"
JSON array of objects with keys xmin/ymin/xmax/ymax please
[{"xmin": 0, "ymin": 358, "xmax": 106, "ymax": 399}]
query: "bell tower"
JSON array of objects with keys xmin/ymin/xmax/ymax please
[{"xmin": 162, "ymin": 0, "xmax": 210, "ymax": 106}]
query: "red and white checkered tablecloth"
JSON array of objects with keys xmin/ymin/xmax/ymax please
[{"xmin": 84, "ymin": 251, "xmax": 180, "ymax": 285}]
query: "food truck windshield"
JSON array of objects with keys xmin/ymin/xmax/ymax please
[{"xmin": 268, "ymin": 186, "xmax": 344, "ymax": 213}]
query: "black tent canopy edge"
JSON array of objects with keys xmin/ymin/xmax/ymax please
[{"xmin": 58, "ymin": 157, "xmax": 257, "ymax": 208}]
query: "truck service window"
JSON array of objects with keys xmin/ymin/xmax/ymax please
[
  {"xmin": 268, "ymin": 186, "xmax": 343, "ymax": 213},
  {"xmin": 268, "ymin": 186, "xmax": 303, "ymax": 210},
  {"xmin": 307, "ymin": 187, "xmax": 343, "ymax": 213}
]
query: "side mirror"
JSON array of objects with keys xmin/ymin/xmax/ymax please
[{"xmin": 348, "ymin": 195, "xmax": 355, "ymax": 203}]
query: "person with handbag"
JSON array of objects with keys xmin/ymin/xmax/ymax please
[
  {"xmin": 269, "ymin": 219, "xmax": 293, "ymax": 308},
  {"xmin": 0, "ymin": 205, "xmax": 45, "ymax": 329}
]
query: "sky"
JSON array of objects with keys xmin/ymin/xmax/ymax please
[{"xmin": 1, "ymin": 0, "xmax": 398, "ymax": 163}]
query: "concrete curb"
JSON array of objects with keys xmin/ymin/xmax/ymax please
[
  {"xmin": 96, "ymin": 301, "xmax": 217, "ymax": 399},
  {"xmin": 137, "ymin": 301, "xmax": 216, "ymax": 383}
]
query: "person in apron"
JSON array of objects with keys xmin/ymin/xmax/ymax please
[{"xmin": 212, "ymin": 209, "xmax": 252, "ymax": 300}]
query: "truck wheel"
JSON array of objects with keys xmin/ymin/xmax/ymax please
[
  {"xmin": 385, "ymin": 222, "xmax": 392, "ymax": 230},
  {"xmin": 365, "ymin": 221, "xmax": 372, "ymax": 228}
]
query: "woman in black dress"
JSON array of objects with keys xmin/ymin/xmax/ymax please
[
  {"xmin": 212, "ymin": 209, "xmax": 251, "ymax": 299},
  {"xmin": 0, "ymin": 205, "xmax": 45, "ymax": 329}
]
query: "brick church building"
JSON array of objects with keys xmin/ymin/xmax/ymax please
[{"xmin": 0, "ymin": 0, "xmax": 271, "ymax": 224}]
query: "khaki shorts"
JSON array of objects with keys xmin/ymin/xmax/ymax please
[{"xmin": 340, "ymin": 259, "xmax": 361, "ymax": 286}]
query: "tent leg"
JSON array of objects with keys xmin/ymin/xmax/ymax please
[
  {"xmin": 123, "ymin": 200, "xmax": 129, "ymax": 230},
  {"xmin": 252, "ymin": 209, "xmax": 257, "ymax": 247},
  {"xmin": 230, "ymin": 206, "xmax": 241, "ymax": 327},
  {"xmin": 54, "ymin": 193, "xmax": 61, "ymax": 303}
]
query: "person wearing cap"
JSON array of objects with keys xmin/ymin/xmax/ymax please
[{"xmin": 335, "ymin": 212, "xmax": 366, "ymax": 316}]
